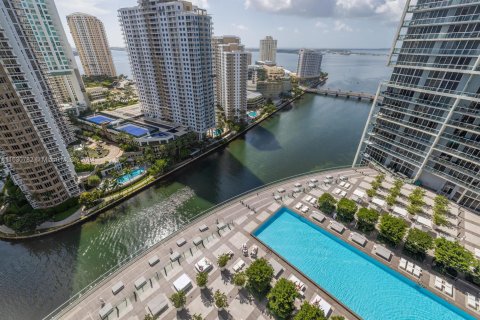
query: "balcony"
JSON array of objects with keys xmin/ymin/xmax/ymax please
[
  {"xmin": 408, "ymin": 0, "xmax": 480, "ymax": 12},
  {"xmin": 403, "ymin": 13, "xmax": 480, "ymax": 28},
  {"xmin": 384, "ymin": 80, "xmax": 480, "ymax": 100},
  {"xmin": 398, "ymin": 30, "xmax": 480, "ymax": 41}
]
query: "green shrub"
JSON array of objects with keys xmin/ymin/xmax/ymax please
[
  {"xmin": 196, "ymin": 272, "xmax": 208, "ymax": 288},
  {"xmin": 336, "ymin": 198, "xmax": 357, "ymax": 222},
  {"xmin": 405, "ymin": 228, "xmax": 434, "ymax": 255},
  {"xmin": 317, "ymin": 193, "xmax": 336, "ymax": 215},
  {"xmin": 294, "ymin": 301, "xmax": 326, "ymax": 320},
  {"xmin": 245, "ymin": 258, "xmax": 274, "ymax": 294},
  {"xmin": 214, "ymin": 290, "xmax": 229, "ymax": 309},
  {"xmin": 217, "ymin": 253, "xmax": 230, "ymax": 268},
  {"xmin": 169, "ymin": 290, "xmax": 186, "ymax": 309},
  {"xmin": 232, "ymin": 272, "xmax": 247, "ymax": 287},
  {"xmin": 356, "ymin": 208, "xmax": 379, "ymax": 232},
  {"xmin": 433, "ymin": 195, "xmax": 449, "ymax": 227},
  {"xmin": 366, "ymin": 188, "xmax": 376, "ymax": 198},
  {"xmin": 267, "ymin": 278, "xmax": 298, "ymax": 319},
  {"xmin": 407, "ymin": 187, "xmax": 425, "ymax": 215},
  {"xmin": 87, "ymin": 174, "xmax": 101, "ymax": 187},
  {"xmin": 435, "ymin": 238, "xmax": 474, "ymax": 273},
  {"xmin": 378, "ymin": 214, "xmax": 408, "ymax": 246}
]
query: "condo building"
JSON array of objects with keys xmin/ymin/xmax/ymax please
[
  {"xmin": 67, "ymin": 13, "xmax": 116, "ymax": 77},
  {"xmin": 354, "ymin": 0, "xmax": 480, "ymax": 213},
  {"xmin": 259, "ymin": 36, "xmax": 277, "ymax": 64},
  {"xmin": 297, "ymin": 49, "xmax": 323, "ymax": 79},
  {"xmin": 19, "ymin": 0, "xmax": 89, "ymax": 111},
  {"xmin": 0, "ymin": 1, "xmax": 80, "ymax": 209},
  {"xmin": 212, "ymin": 36, "xmax": 248, "ymax": 122},
  {"xmin": 119, "ymin": 0, "xmax": 215, "ymax": 136}
]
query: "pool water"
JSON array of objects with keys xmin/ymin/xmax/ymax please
[
  {"xmin": 248, "ymin": 111, "xmax": 258, "ymax": 118},
  {"xmin": 254, "ymin": 208, "xmax": 475, "ymax": 320},
  {"xmin": 117, "ymin": 168, "xmax": 145, "ymax": 185}
]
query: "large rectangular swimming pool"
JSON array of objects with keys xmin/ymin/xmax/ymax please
[{"xmin": 253, "ymin": 207, "xmax": 475, "ymax": 320}]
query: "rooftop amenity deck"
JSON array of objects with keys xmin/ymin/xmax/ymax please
[{"xmin": 48, "ymin": 167, "xmax": 480, "ymax": 320}]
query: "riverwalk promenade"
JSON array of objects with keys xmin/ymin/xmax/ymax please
[{"xmin": 47, "ymin": 167, "xmax": 480, "ymax": 320}]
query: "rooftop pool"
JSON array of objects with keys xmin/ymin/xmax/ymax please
[
  {"xmin": 117, "ymin": 168, "xmax": 145, "ymax": 185},
  {"xmin": 253, "ymin": 207, "xmax": 475, "ymax": 320}
]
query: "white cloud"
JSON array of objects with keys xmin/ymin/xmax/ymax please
[
  {"xmin": 232, "ymin": 23, "xmax": 248, "ymax": 31},
  {"xmin": 56, "ymin": 0, "xmax": 111, "ymax": 15},
  {"xmin": 244, "ymin": 0, "xmax": 406, "ymax": 21},
  {"xmin": 333, "ymin": 20, "xmax": 353, "ymax": 32},
  {"xmin": 277, "ymin": 26, "xmax": 285, "ymax": 31},
  {"xmin": 191, "ymin": 0, "xmax": 209, "ymax": 8},
  {"xmin": 294, "ymin": 28, "xmax": 300, "ymax": 33},
  {"xmin": 315, "ymin": 21, "xmax": 327, "ymax": 28}
]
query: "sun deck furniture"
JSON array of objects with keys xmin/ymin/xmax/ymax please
[
  {"xmin": 444, "ymin": 282, "xmax": 453, "ymax": 296},
  {"xmin": 340, "ymin": 175, "xmax": 347, "ymax": 181},
  {"xmin": 393, "ymin": 206, "xmax": 408, "ymax": 217},
  {"xmin": 99, "ymin": 303, "xmax": 113, "ymax": 320},
  {"xmin": 293, "ymin": 187, "xmax": 301, "ymax": 193},
  {"xmin": 353, "ymin": 189, "xmax": 366, "ymax": 199},
  {"xmin": 233, "ymin": 259, "xmax": 246, "ymax": 272},
  {"xmin": 294, "ymin": 182, "xmax": 302, "ymax": 187},
  {"xmin": 434, "ymin": 276, "xmax": 444, "ymax": 290},
  {"xmin": 195, "ymin": 257, "xmax": 213, "ymax": 273},
  {"xmin": 344, "ymin": 182, "xmax": 351, "ymax": 189},
  {"xmin": 350, "ymin": 232, "xmax": 367, "ymax": 247},
  {"xmin": 329, "ymin": 221, "xmax": 345, "ymax": 234},
  {"xmin": 147, "ymin": 293, "xmax": 169, "ymax": 316},
  {"xmin": 340, "ymin": 190, "xmax": 347, "ymax": 197},
  {"xmin": 309, "ymin": 197, "xmax": 316, "ymax": 204},
  {"xmin": 323, "ymin": 179, "xmax": 330, "ymax": 184},
  {"xmin": 289, "ymin": 274, "xmax": 306, "ymax": 297},
  {"xmin": 301, "ymin": 205, "xmax": 309, "ymax": 213},
  {"xmin": 274, "ymin": 195, "xmax": 281, "ymax": 200},
  {"xmin": 111, "ymin": 281, "xmax": 124, "ymax": 295},
  {"xmin": 305, "ymin": 195, "xmax": 313, "ymax": 202},
  {"xmin": 417, "ymin": 216, "xmax": 432, "ymax": 229},
  {"xmin": 413, "ymin": 266, "xmax": 422, "ymax": 278},
  {"xmin": 326, "ymin": 175, "xmax": 333, "ymax": 180},
  {"xmin": 467, "ymin": 293, "xmax": 478, "ymax": 309},
  {"xmin": 134, "ymin": 276, "xmax": 147, "ymax": 290},
  {"xmin": 310, "ymin": 178, "xmax": 318, "ymax": 183},
  {"xmin": 374, "ymin": 245, "xmax": 392, "ymax": 261},
  {"xmin": 199, "ymin": 224, "xmax": 208, "ymax": 232},
  {"xmin": 295, "ymin": 202, "xmax": 303, "ymax": 210},
  {"xmin": 311, "ymin": 212, "xmax": 326, "ymax": 223},
  {"xmin": 170, "ymin": 251, "xmax": 181, "ymax": 262},
  {"xmin": 193, "ymin": 236, "xmax": 203, "ymax": 246},
  {"xmin": 148, "ymin": 255, "xmax": 160, "ymax": 267},
  {"xmin": 333, "ymin": 188, "xmax": 341, "ymax": 195},
  {"xmin": 399, "ymin": 258, "xmax": 407, "ymax": 270},
  {"xmin": 176, "ymin": 238, "xmax": 186, "ymax": 247},
  {"xmin": 311, "ymin": 294, "xmax": 332, "ymax": 317},
  {"xmin": 173, "ymin": 273, "xmax": 192, "ymax": 292},
  {"xmin": 339, "ymin": 181, "xmax": 346, "ymax": 187},
  {"xmin": 217, "ymin": 222, "xmax": 227, "ymax": 230},
  {"xmin": 250, "ymin": 245, "xmax": 258, "ymax": 258},
  {"xmin": 308, "ymin": 182, "xmax": 316, "ymax": 188},
  {"xmin": 277, "ymin": 188, "xmax": 286, "ymax": 193},
  {"xmin": 406, "ymin": 262, "xmax": 414, "ymax": 273},
  {"xmin": 372, "ymin": 197, "xmax": 385, "ymax": 208},
  {"xmin": 269, "ymin": 258, "xmax": 284, "ymax": 279}
]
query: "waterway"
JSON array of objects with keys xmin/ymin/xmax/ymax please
[{"xmin": 1, "ymin": 50, "xmax": 390, "ymax": 319}]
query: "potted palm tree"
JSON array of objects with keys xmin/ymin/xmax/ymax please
[
  {"xmin": 232, "ymin": 271, "xmax": 247, "ymax": 289},
  {"xmin": 169, "ymin": 290, "xmax": 186, "ymax": 311},
  {"xmin": 214, "ymin": 290, "xmax": 229, "ymax": 311},
  {"xmin": 217, "ymin": 254, "xmax": 230, "ymax": 271},
  {"xmin": 196, "ymin": 271, "xmax": 208, "ymax": 289}
]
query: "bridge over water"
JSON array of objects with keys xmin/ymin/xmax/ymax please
[{"xmin": 303, "ymin": 87, "xmax": 376, "ymax": 102}]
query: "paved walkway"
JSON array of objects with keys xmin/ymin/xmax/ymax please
[
  {"xmin": 81, "ymin": 142, "xmax": 123, "ymax": 165},
  {"xmin": 51, "ymin": 167, "xmax": 480, "ymax": 320}
]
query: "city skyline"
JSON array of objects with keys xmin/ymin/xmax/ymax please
[{"xmin": 55, "ymin": 0, "xmax": 406, "ymax": 49}]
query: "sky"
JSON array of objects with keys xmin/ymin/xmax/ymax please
[{"xmin": 56, "ymin": 0, "xmax": 407, "ymax": 49}]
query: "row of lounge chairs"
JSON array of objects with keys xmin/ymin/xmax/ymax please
[
  {"xmin": 333, "ymin": 188, "xmax": 347, "ymax": 197},
  {"xmin": 434, "ymin": 276, "xmax": 454, "ymax": 296},
  {"xmin": 339, "ymin": 181, "xmax": 351, "ymax": 189},
  {"xmin": 304, "ymin": 195, "xmax": 317, "ymax": 205},
  {"xmin": 295, "ymin": 202, "xmax": 309, "ymax": 213},
  {"xmin": 399, "ymin": 258, "xmax": 422, "ymax": 278},
  {"xmin": 289, "ymin": 274, "xmax": 306, "ymax": 298},
  {"xmin": 467, "ymin": 293, "xmax": 480, "ymax": 310}
]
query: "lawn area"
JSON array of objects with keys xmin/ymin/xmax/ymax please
[
  {"xmin": 86, "ymin": 147, "xmax": 109, "ymax": 159},
  {"xmin": 51, "ymin": 204, "xmax": 81, "ymax": 222}
]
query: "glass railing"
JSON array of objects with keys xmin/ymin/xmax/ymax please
[
  {"xmin": 379, "ymin": 103, "xmax": 447, "ymax": 123},
  {"xmin": 441, "ymin": 132, "xmax": 480, "ymax": 148},
  {"xmin": 369, "ymin": 133, "xmax": 429, "ymax": 157},
  {"xmin": 408, "ymin": 0, "xmax": 480, "ymax": 11},
  {"xmin": 433, "ymin": 143, "xmax": 480, "ymax": 162},
  {"xmin": 366, "ymin": 141, "xmax": 424, "ymax": 166},
  {"xmin": 389, "ymin": 59, "xmax": 476, "ymax": 71},
  {"xmin": 429, "ymin": 156, "xmax": 480, "ymax": 179},
  {"xmin": 376, "ymin": 112, "xmax": 441, "ymax": 134},
  {"xmin": 398, "ymin": 30, "xmax": 480, "ymax": 41},
  {"xmin": 392, "ymin": 47, "xmax": 480, "ymax": 56},
  {"xmin": 403, "ymin": 13, "xmax": 480, "ymax": 27},
  {"xmin": 424, "ymin": 163, "xmax": 480, "ymax": 192},
  {"xmin": 384, "ymin": 80, "xmax": 480, "ymax": 99},
  {"xmin": 374, "ymin": 123, "xmax": 435, "ymax": 144},
  {"xmin": 381, "ymin": 89, "xmax": 454, "ymax": 111}
]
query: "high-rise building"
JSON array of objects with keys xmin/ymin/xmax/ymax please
[
  {"xmin": 119, "ymin": 0, "xmax": 215, "ymax": 136},
  {"xmin": 259, "ymin": 36, "xmax": 277, "ymax": 64},
  {"xmin": 296, "ymin": 49, "xmax": 323, "ymax": 79},
  {"xmin": 246, "ymin": 51, "xmax": 252, "ymax": 66},
  {"xmin": 0, "ymin": 0, "xmax": 80, "ymax": 209},
  {"xmin": 67, "ymin": 13, "xmax": 116, "ymax": 77},
  {"xmin": 354, "ymin": 0, "xmax": 480, "ymax": 213},
  {"xmin": 20, "ymin": 0, "xmax": 89, "ymax": 110},
  {"xmin": 212, "ymin": 36, "xmax": 248, "ymax": 122}
]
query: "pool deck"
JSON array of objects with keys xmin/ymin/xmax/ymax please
[{"xmin": 52, "ymin": 167, "xmax": 480, "ymax": 320}]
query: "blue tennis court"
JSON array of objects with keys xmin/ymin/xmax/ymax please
[
  {"xmin": 85, "ymin": 115, "xmax": 114, "ymax": 124},
  {"xmin": 116, "ymin": 124, "xmax": 150, "ymax": 137}
]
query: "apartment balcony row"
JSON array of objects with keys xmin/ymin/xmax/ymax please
[
  {"xmin": 454, "ymin": 105, "xmax": 480, "ymax": 117},
  {"xmin": 408, "ymin": 0, "xmax": 480, "ymax": 12},
  {"xmin": 403, "ymin": 13, "xmax": 480, "ymax": 28},
  {"xmin": 424, "ymin": 163, "xmax": 480, "ymax": 193},
  {"xmin": 388, "ymin": 59, "xmax": 479, "ymax": 73},
  {"xmin": 433, "ymin": 142, "xmax": 480, "ymax": 163},
  {"xmin": 378, "ymin": 102, "xmax": 448, "ymax": 123},
  {"xmin": 374, "ymin": 111, "xmax": 441, "ymax": 134},
  {"xmin": 368, "ymin": 131, "xmax": 429, "ymax": 157},
  {"xmin": 428, "ymin": 156, "xmax": 480, "ymax": 183},
  {"xmin": 441, "ymin": 131, "xmax": 480, "ymax": 148},
  {"xmin": 392, "ymin": 47, "xmax": 480, "ymax": 57},
  {"xmin": 381, "ymin": 89, "xmax": 455, "ymax": 111},
  {"xmin": 363, "ymin": 140, "xmax": 425, "ymax": 166},
  {"xmin": 373, "ymin": 122, "xmax": 435, "ymax": 145},
  {"xmin": 397, "ymin": 30, "xmax": 480, "ymax": 41},
  {"xmin": 384, "ymin": 80, "xmax": 480, "ymax": 101},
  {"xmin": 447, "ymin": 118, "xmax": 480, "ymax": 131}
]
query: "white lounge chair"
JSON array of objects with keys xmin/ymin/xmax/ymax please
[
  {"xmin": 309, "ymin": 197, "xmax": 316, "ymax": 204},
  {"xmin": 434, "ymin": 276, "xmax": 444, "ymax": 291},
  {"xmin": 305, "ymin": 195, "xmax": 313, "ymax": 202},
  {"xmin": 295, "ymin": 202, "xmax": 302, "ymax": 209},
  {"xmin": 233, "ymin": 259, "xmax": 245, "ymax": 272},
  {"xmin": 340, "ymin": 190, "xmax": 347, "ymax": 197},
  {"xmin": 467, "ymin": 293, "xmax": 477, "ymax": 309},
  {"xmin": 406, "ymin": 262, "xmax": 414, "ymax": 274},
  {"xmin": 413, "ymin": 266, "xmax": 422, "ymax": 278},
  {"xmin": 301, "ymin": 205, "xmax": 309, "ymax": 213},
  {"xmin": 333, "ymin": 188, "xmax": 341, "ymax": 195},
  {"xmin": 195, "ymin": 257, "xmax": 213, "ymax": 273},
  {"xmin": 344, "ymin": 182, "xmax": 351, "ymax": 189},
  {"xmin": 399, "ymin": 258, "xmax": 407, "ymax": 270},
  {"xmin": 339, "ymin": 181, "xmax": 346, "ymax": 187},
  {"xmin": 444, "ymin": 282, "xmax": 453, "ymax": 296}
]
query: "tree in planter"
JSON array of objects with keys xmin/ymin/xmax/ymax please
[
  {"xmin": 317, "ymin": 193, "xmax": 336, "ymax": 215},
  {"xmin": 433, "ymin": 195, "xmax": 449, "ymax": 227},
  {"xmin": 366, "ymin": 188, "xmax": 376, "ymax": 198},
  {"xmin": 87, "ymin": 174, "xmax": 101, "ymax": 188},
  {"xmin": 434, "ymin": 238, "xmax": 474, "ymax": 274},
  {"xmin": 378, "ymin": 214, "xmax": 408, "ymax": 246},
  {"xmin": 217, "ymin": 253, "xmax": 230, "ymax": 270},
  {"xmin": 294, "ymin": 301, "xmax": 326, "ymax": 320},
  {"xmin": 192, "ymin": 314, "xmax": 203, "ymax": 320},
  {"xmin": 196, "ymin": 271, "xmax": 208, "ymax": 288},
  {"xmin": 232, "ymin": 271, "xmax": 247, "ymax": 288},
  {"xmin": 144, "ymin": 315, "xmax": 154, "ymax": 320},
  {"xmin": 404, "ymin": 228, "xmax": 434, "ymax": 256},
  {"xmin": 336, "ymin": 198, "xmax": 357, "ymax": 223},
  {"xmin": 267, "ymin": 278, "xmax": 298, "ymax": 319},
  {"xmin": 169, "ymin": 290, "xmax": 186, "ymax": 310},
  {"xmin": 407, "ymin": 187, "xmax": 425, "ymax": 215},
  {"xmin": 356, "ymin": 208, "xmax": 379, "ymax": 233},
  {"xmin": 214, "ymin": 290, "xmax": 229, "ymax": 310},
  {"xmin": 245, "ymin": 258, "xmax": 274, "ymax": 294}
]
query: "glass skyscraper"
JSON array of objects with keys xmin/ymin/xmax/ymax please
[{"xmin": 354, "ymin": 0, "xmax": 480, "ymax": 213}]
